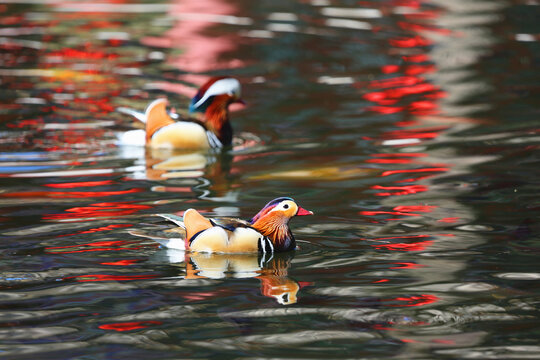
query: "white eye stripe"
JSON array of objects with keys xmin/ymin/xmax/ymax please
[
  {"xmin": 192, "ymin": 78, "xmax": 241, "ymax": 109},
  {"xmin": 268, "ymin": 201, "xmax": 296, "ymax": 213}
]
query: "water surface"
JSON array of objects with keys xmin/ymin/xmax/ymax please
[{"xmin": 1, "ymin": 0, "xmax": 539, "ymax": 358}]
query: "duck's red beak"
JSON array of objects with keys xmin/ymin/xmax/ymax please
[{"xmin": 296, "ymin": 207, "xmax": 313, "ymax": 216}]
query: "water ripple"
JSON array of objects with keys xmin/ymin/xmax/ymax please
[
  {"xmin": 189, "ymin": 330, "xmax": 376, "ymax": 350},
  {"xmin": 437, "ymin": 345, "xmax": 540, "ymax": 359}
]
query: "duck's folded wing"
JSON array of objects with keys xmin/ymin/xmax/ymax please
[
  {"xmin": 210, "ymin": 217, "xmax": 253, "ymax": 231},
  {"xmin": 157, "ymin": 213, "xmax": 186, "ymax": 228}
]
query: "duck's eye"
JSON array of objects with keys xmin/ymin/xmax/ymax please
[{"xmin": 283, "ymin": 204, "xmax": 289, "ymax": 209}]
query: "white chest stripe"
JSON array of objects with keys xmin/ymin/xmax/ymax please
[
  {"xmin": 206, "ymin": 131, "xmax": 223, "ymax": 148},
  {"xmin": 259, "ymin": 236, "xmax": 274, "ymax": 254}
]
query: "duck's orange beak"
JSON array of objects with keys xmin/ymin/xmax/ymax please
[{"xmin": 296, "ymin": 207, "xmax": 313, "ymax": 216}]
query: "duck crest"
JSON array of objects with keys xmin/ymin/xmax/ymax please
[{"xmin": 190, "ymin": 76, "xmax": 228, "ymax": 109}]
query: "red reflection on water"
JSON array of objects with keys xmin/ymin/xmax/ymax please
[
  {"xmin": 371, "ymin": 153, "xmax": 426, "ymax": 158},
  {"xmin": 45, "ymin": 180, "xmax": 114, "ymax": 188},
  {"xmin": 364, "ymin": 83, "xmax": 439, "ymax": 104},
  {"xmin": 398, "ymin": 21, "xmax": 451, "ymax": 35},
  {"xmin": 432, "ymin": 339, "xmax": 456, "ymax": 344},
  {"xmin": 99, "ymin": 321, "xmax": 162, "ymax": 331},
  {"xmin": 389, "ymin": 35, "xmax": 432, "ymax": 48},
  {"xmin": 403, "ymin": 54, "xmax": 428, "ymax": 62},
  {"xmin": 367, "ymin": 158, "xmax": 413, "ymax": 164},
  {"xmin": 371, "ymin": 184, "xmax": 428, "ymax": 196},
  {"xmin": 46, "ymin": 239, "xmax": 144, "ymax": 254},
  {"xmin": 394, "ymin": 205, "xmax": 435, "ymax": 212},
  {"xmin": 2, "ymin": 188, "xmax": 142, "ymax": 199},
  {"xmin": 6, "ymin": 118, "xmax": 43, "ymax": 128},
  {"xmin": 373, "ymin": 240, "xmax": 432, "ymax": 251},
  {"xmin": 389, "ymin": 294, "xmax": 439, "ymax": 307},
  {"xmin": 381, "ymin": 168, "xmax": 449, "ymax": 177},
  {"xmin": 372, "ymin": 324, "xmax": 395, "ymax": 331},
  {"xmin": 382, "ymin": 126, "xmax": 447, "ymax": 139},
  {"xmin": 438, "ymin": 217, "xmax": 459, "ymax": 223},
  {"xmin": 367, "ymin": 76, "xmax": 421, "ymax": 89},
  {"xmin": 361, "ymin": 204, "xmax": 435, "ymax": 218},
  {"xmin": 390, "ymin": 262, "xmax": 425, "ymax": 269},
  {"xmin": 401, "ymin": 338, "xmax": 419, "ymax": 343},
  {"xmin": 73, "ymin": 97, "xmax": 116, "ymax": 113},
  {"xmin": 367, "ymin": 106, "xmax": 403, "ymax": 114},
  {"xmin": 43, "ymin": 202, "xmax": 152, "ymax": 221},
  {"xmin": 361, "ymin": 210, "xmax": 419, "ymax": 217},
  {"xmin": 58, "ymin": 224, "xmax": 132, "ymax": 237},
  {"xmin": 47, "ymin": 48, "xmax": 119, "ymax": 60},
  {"xmin": 382, "ymin": 64, "xmax": 399, "ymax": 74}
]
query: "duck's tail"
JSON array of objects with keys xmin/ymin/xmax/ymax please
[
  {"xmin": 128, "ymin": 229, "xmax": 186, "ymax": 250},
  {"xmin": 117, "ymin": 106, "xmax": 147, "ymax": 123}
]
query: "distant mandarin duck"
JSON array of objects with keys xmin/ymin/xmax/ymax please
[
  {"xmin": 117, "ymin": 76, "xmax": 243, "ymax": 149},
  {"xmin": 154, "ymin": 197, "xmax": 313, "ymax": 253}
]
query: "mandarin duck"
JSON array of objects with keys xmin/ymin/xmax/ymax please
[
  {"xmin": 153, "ymin": 197, "xmax": 313, "ymax": 253},
  {"xmin": 117, "ymin": 76, "xmax": 243, "ymax": 149}
]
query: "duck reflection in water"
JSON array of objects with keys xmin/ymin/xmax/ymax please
[
  {"xmin": 147, "ymin": 246, "xmax": 301, "ymax": 305},
  {"xmin": 186, "ymin": 251, "xmax": 300, "ymax": 305},
  {"xmin": 143, "ymin": 146, "xmax": 231, "ymax": 181}
]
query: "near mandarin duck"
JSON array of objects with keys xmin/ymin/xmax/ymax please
[
  {"xmin": 117, "ymin": 76, "xmax": 244, "ymax": 149},
  {"xmin": 153, "ymin": 197, "xmax": 313, "ymax": 253}
]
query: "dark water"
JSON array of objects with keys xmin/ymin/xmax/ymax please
[{"xmin": 1, "ymin": 0, "xmax": 539, "ymax": 358}]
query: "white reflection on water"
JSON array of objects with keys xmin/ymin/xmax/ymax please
[{"xmin": 437, "ymin": 345, "xmax": 540, "ymax": 359}]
